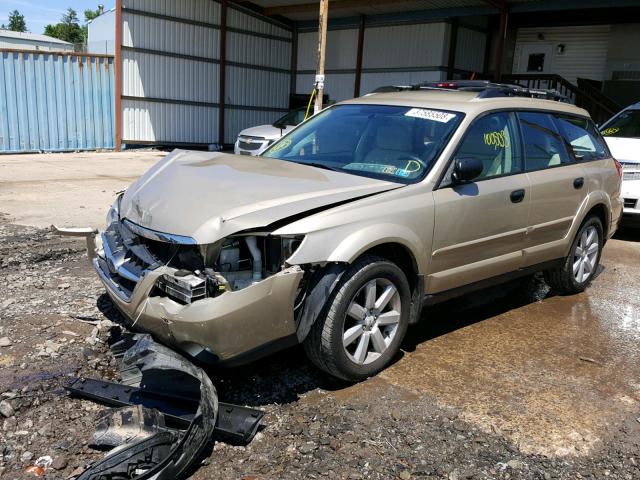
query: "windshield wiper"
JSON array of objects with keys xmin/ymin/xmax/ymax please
[{"xmin": 301, "ymin": 162, "xmax": 343, "ymax": 173}]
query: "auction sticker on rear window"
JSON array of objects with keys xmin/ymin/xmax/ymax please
[{"xmin": 405, "ymin": 108, "xmax": 456, "ymax": 123}]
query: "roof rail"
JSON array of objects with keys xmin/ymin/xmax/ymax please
[
  {"xmin": 372, "ymin": 80, "xmax": 571, "ymax": 103},
  {"xmin": 420, "ymin": 80, "xmax": 572, "ymax": 103}
]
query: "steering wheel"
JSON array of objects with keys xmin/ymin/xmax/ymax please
[{"xmin": 397, "ymin": 155, "xmax": 427, "ymax": 173}]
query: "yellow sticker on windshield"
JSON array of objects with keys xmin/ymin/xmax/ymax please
[
  {"xmin": 601, "ymin": 127, "xmax": 619, "ymax": 136},
  {"xmin": 268, "ymin": 137, "xmax": 291, "ymax": 153},
  {"xmin": 483, "ymin": 130, "xmax": 509, "ymax": 150}
]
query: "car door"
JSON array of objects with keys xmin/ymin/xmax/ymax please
[
  {"xmin": 429, "ymin": 111, "xmax": 531, "ymax": 294},
  {"xmin": 518, "ymin": 111, "xmax": 588, "ymax": 266}
]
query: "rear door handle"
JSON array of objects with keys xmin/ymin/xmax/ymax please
[
  {"xmin": 510, "ymin": 189, "xmax": 525, "ymax": 203},
  {"xmin": 574, "ymin": 177, "xmax": 585, "ymax": 189}
]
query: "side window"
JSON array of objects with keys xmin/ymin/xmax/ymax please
[
  {"xmin": 554, "ymin": 115, "xmax": 609, "ymax": 161},
  {"xmin": 452, "ymin": 112, "xmax": 522, "ymax": 181},
  {"xmin": 518, "ymin": 112, "xmax": 572, "ymax": 170}
]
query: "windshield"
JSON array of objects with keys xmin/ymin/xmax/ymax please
[
  {"xmin": 263, "ymin": 104, "xmax": 463, "ymax": 183},
  {"xmin": 601, "ymin": 109, "xmax": 640, "ymax": 138},
  {"xmin": 273, "ymin": 108, "xmax": 306, "ymax": 127}
]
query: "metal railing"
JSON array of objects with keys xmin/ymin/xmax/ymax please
[{"xmin": 501, "ymin": 74, "xmax": 619, "ymax": 125}]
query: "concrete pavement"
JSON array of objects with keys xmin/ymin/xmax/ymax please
[{"xmin": 0, "ymin": 151, "xmax": 165, "ymax": 228}]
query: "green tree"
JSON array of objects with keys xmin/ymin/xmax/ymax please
[
  {"xmin": 43, "ymin": 8, "xmax": 84, "ymax": 44},
  {"xmin": 84, "ymin": 8, "xmax": 102, "ymax": 23},
  {"xmin": 82, "ymin": 7, "xmax": 103, "ymax": 42},
  {"xmin": 7, "ymin": 10, "xmax": 27, "ymax": 32}
]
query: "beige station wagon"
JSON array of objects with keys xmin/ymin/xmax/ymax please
[{"xmin": 58, "ymin": 86, "xmax": 624, "ymax": 381}]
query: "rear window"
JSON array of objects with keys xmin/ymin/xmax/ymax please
[
  {"xmin": 517, "ymin": 112, "xmax": 572, "ymax": 170},
  {"xmin": 601, "ymin": 109, "xmax": 640, "ymax": 138},
  {"xmin": 554, "ymin": 115, "xmax": 609, "ymax": 161}
]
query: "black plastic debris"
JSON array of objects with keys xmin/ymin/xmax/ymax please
[{"xmin": 66, "ymin": 334, "xmax": 264, "ymax": 479}]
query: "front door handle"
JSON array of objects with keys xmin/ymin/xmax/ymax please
[
  {"xmin": 510, "ymin": 189, "xmax": 525, "ymax": 203},
  {"xmin": 574, "ymin": 177, "xmax": 585, "ymax": 189}
]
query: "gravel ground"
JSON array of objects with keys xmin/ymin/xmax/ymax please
[{"xmin": 0, "ymin": 217, "xmax": 639, "ymax": 479}]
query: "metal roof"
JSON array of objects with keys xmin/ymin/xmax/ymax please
[
  {"xmin": 249, "ymin": 0, "xmax": 630, "ymax": 22},
  {"xmin": 0, "ymin": 30, "xmax": 72, "ymax": 45},
  {"xmin": 249, "ymin": 0, "xmax": 542, "ymax": 21}
]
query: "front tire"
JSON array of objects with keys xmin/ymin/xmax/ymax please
[
  {"xmin": 544, "ymin": 216, "xmax": 603, "ymax": 294},
  {"xmin": 303, "ymin": 255, "xmax": 411, "ymax": 381}
]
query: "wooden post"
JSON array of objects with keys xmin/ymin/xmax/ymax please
[
  {"xmin": 353, "ymin": 15, "xmax": 365, "ymax": 98},
  {"xmin": 314, "ymin": 0, "xmax": 329, "ymax": 114}
]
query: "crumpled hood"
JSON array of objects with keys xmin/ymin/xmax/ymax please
[{"xmin": 120, "ymin": 150, "xmax": 401, "ymax": 244}]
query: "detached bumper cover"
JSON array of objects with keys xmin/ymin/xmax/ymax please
[
  {"xmin": 68, "ymin": 333, "xmax": 264, "ymax": 479},
  {"xmin": 72, "ymin": 333, "xmax": 220, "ymax": 480}
]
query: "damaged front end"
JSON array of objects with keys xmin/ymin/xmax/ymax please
[{"xmin": 56, "ymin": 207, "xmax": 306, "ymax": 365}]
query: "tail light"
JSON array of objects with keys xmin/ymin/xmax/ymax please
[
  {"xmin": 436, "ymin": 82, "xmax": 458, "ymax": 89},
  {"xmin": 613, "ymin": 158, "xmax": 623, "ymax": 179}
]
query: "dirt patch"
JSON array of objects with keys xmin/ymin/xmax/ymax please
[{"xmin": 1, "ymin": 219, "xmax": 639, "ymax": 479}]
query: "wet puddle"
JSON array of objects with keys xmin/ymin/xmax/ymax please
[{"xmin": 377, "ymin": 237, "xmax": 640, "ymax": 457}]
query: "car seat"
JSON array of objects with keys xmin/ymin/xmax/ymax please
[{"xmin": 363, "ymin": 119, "xmax": 416, "ymax": 168}]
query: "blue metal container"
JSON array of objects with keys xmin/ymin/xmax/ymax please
[{"xmin": 0, "ymin": 50, "xmax": 115, "ymax": 153}]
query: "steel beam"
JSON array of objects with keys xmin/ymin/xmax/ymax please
[
  {"xmin": 219, "ymin": 0, "xmax": 228, "ymax": 148},
  {"xmin": 353, "ymin": 15, "xmax": 365, "ymax": 98}
]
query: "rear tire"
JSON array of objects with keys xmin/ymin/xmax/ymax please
[
  {"xmin": 303, "ymin": 255, "xmax": 410, "ymax": 382},
  {"xmin": 544, "ymin": 216, "xmax": 603, "ymax": 294}
]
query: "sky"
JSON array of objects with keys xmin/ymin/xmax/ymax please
[{"xmin": 0, "ymin": 0, "xmax": 114, "ymax": 33}]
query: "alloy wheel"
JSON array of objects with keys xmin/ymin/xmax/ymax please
[
  {"xmin": 342, "ymin": 278, "xmax": 401, "ymax": 365},
  {"xmin": 573, "ymin": 225, "xmax": 599, "ymax": 283}
]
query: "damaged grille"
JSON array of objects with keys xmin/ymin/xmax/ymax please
[
  {"xmin": 96, "ymin": 220, "xmax": 216, "ymax": 304},
  {"xmin": 95, "ymin": 221, "xmax": 164, "ymax": 300}
]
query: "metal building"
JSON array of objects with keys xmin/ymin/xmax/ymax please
[
  {"xmin": 0, "ymin": 31, "xmax": 74, "ymax": 52},
  {"xmin": 116, "ymin": 0, "xmax": 292, "ymax": 148},
  {"xmin": 74, "ymin": 0, "xmax": 640, "ymax": 150}
]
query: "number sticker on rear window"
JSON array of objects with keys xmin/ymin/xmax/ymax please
[
  {"xmin": 484, "ymin": 130, "xmax": 509, "ymax": 150},
  {"xmin": 405, "ymin": 108, "xmax": 457, "ymax": 123}
]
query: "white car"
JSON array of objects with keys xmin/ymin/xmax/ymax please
[
  {"xmin": 234, "ymin": 108, "xmax": 306, "ymax": 156},
  {"xmin": 601, "ymin": 102, "xmax": 640, "ymax": 224}
]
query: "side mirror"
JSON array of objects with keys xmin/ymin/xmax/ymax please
[{"xmin": 452, "ymin": 157, "xmax": 483, "ymax": 184}]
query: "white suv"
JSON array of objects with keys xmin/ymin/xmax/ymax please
[{"xmin": 601, "ymin": 102, "xmax": 640, "ymax": 224}]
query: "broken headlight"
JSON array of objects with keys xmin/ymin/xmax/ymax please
[
  {"xmin": 280, "ymin": 235, "xmax": 304, "ymax": 263},
  {"xmin": 106, "ymin": 193, "xmax": 123, "ymax": 225}
]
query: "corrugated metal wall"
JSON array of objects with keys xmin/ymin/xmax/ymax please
[
  {"xmin": 361, "ymin": 22, "xmax": 448, "ymax": 93},
  {"xmin": 455, "ymin": 26, "xmax": 486, "ymax": 73},
  {"xmin": 119, "ymin": 0, "xmax": 291, "ymax": 147},
  {"xmin": 513, "ymin": 25, "xmax": 611, "ymax": 84},
  {"xmin": 296, "ymin": 28, "xmax": 359, "ymax": 102},
  {"xmin": 296, "ymin": 22, "xmax": 450, "ymax": 101},
  {"xmin": 0, "ymin": 50, "xmax": 114, "ymax": 153},
  {"xmin": 121, "ymin": 0, "xmax": 221, "ymax": 145},
  {"xmin": 224, "ymin": 5, "xmax": 292, "ymax": 144}
]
